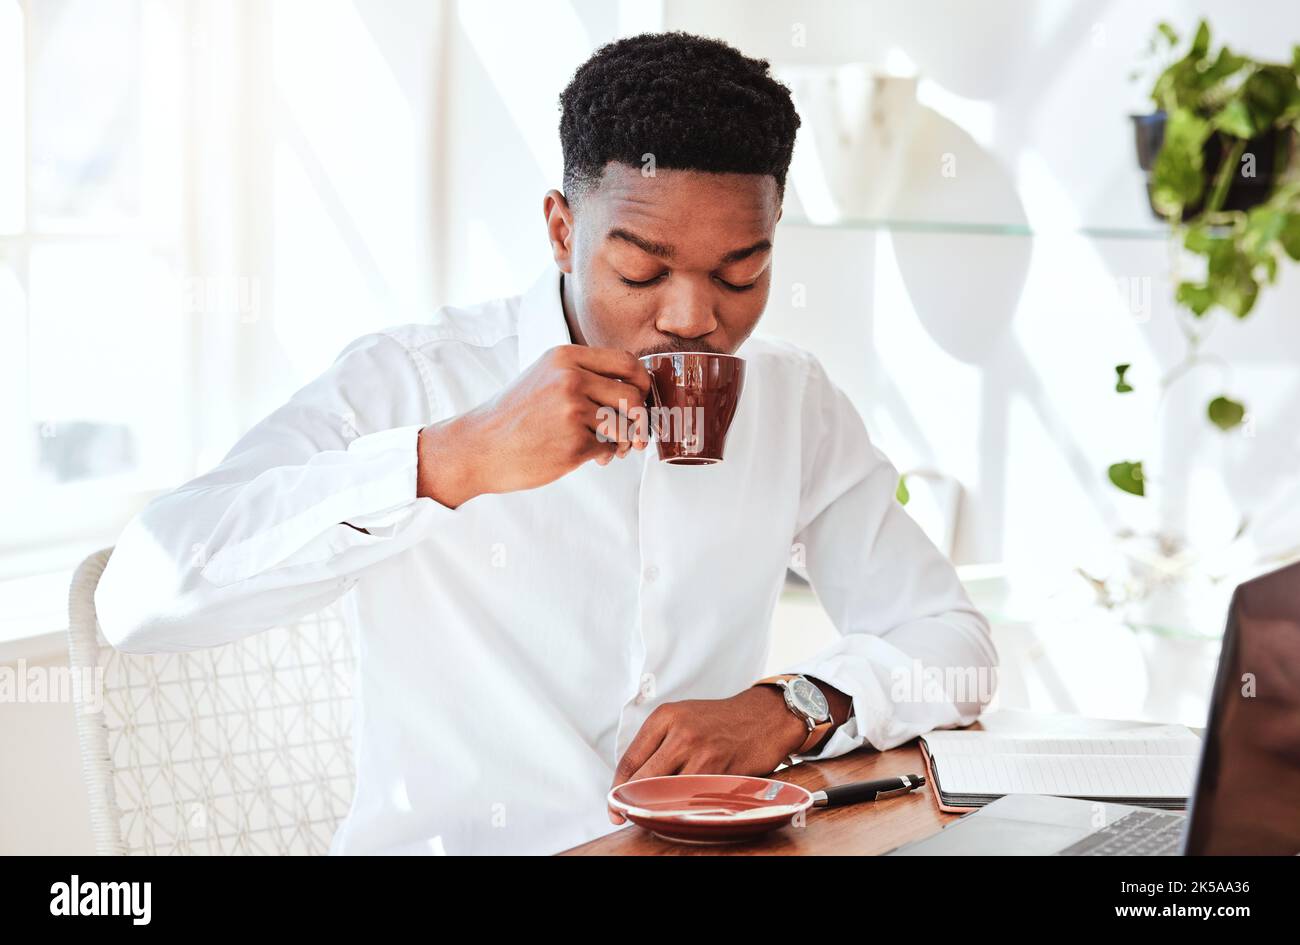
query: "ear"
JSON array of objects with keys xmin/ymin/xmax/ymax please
[{"xmin": 543, "ymin": 189, "xmax": 575, "ymax": 274}]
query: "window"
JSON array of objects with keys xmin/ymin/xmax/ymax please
[
  {"xmin": 0, "ymin": 0, "xmax": 191, "ymax": 575},
  {"xmin": 0, "ymin": 0, "xmax": 458, "ymax": 638}
]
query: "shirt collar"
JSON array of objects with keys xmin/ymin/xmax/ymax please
[{"xmin": 516, "ymin": 266, "xmax": 573, "ymax": 372}]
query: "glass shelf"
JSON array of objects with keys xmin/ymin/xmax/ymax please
[{"xmin": 779, "ymin": 216, "xmax": 1173, "ymax": 240}]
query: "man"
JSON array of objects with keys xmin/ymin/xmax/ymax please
[{"xmin": 97, "ymin": 32, "xmax": 996, "ymax": 855}]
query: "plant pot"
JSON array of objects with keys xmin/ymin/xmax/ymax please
[{"xmin": 1130, "ymin": 110, "xmax": 1293, "ymax": 220}]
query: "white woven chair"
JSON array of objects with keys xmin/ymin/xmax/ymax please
[{"xmin": 67, "ymin": 548, "xmax": 357, "ymax": 855}]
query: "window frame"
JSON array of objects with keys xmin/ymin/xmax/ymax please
[{"xmin": 0, "ymin": 0, "xmax": 208, "ymax": 583}]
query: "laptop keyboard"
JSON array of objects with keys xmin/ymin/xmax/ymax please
[{"xmin": 1058, "ymin": 809, "xmax": 1186, "ymax": 856}]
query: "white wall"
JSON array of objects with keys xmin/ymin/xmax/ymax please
[
  {"xmin": 0, "ymin": 638, "xmax": 95, "ymax": 854},
  {"xmin": 657, "ymin": 0, "xmax": 1300, "ymax": 573}
]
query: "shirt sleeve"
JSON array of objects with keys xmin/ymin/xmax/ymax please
[
  {"xmin": 778, "ymin": 354, "xmax": 998, "ymax": 760},
  {"xmin": 95, "ymin": 331, "xmax": 458, "ymax": 654}
]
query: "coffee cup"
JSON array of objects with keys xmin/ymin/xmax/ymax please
[{"xmin": 638, "ymin": 352, "xmax": 746, "ymax": 465}]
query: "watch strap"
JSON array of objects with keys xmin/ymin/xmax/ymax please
[{"xmin": 796, "ymin": 718, "xmax": 833, "ymax": 756}]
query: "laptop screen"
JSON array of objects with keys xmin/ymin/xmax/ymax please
[{"xmin": 1184, "ymin": 561, "xmax": 1300, "ymax": 855}]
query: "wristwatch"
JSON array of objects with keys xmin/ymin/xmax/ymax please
[{"xmin": 755, "ymin": 674, "xmax": 833, "ymax": 757}]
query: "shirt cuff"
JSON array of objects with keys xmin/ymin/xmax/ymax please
[
  {"xmin": 343, "ymin": 424, "xmax": 425, "ymax": 531},
  {"xmin": 201, "ymin": 424, "xmax": 425, "ymax": 586}
]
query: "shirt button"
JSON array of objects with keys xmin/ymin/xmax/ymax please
[{"xmin": 643, "ymin": 564, "xmax": 660, "ymax": 583}]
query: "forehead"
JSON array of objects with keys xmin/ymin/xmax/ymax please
[{"xmin": 584, "ymin": 163, "xmax": 778, "ymax": 256}]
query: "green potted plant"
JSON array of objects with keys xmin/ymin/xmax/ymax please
[
  {"xmin": 1087, "ymin": 22, "xmax": 1300, "ymax": 638},
  {"xmin": 1120, "ymin": 21, "xmax": 1300, "ymax": 484},
  {"xmin": 1131, "ymin": 22, "xmax": 1296, "ymax": 221}
]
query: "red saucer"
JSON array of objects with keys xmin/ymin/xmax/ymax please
[{"xmin": 607, "ymin": 774, "xmax": 814, "ymax": 844}]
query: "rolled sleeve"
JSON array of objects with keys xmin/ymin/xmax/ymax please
[
  {"xmin": 199, "ymin": 424, "xmax": 428, "ymax": 587},
  {"xmin": 97, "ymin": 333, "xmax": 456, "ymax": 653}
]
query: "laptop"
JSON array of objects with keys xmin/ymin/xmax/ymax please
[{"xmin": 889, "ymin": 560, "xmax": 1300, "ymax": 856}]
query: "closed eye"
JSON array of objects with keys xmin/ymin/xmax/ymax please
[
  {"xmin": 619, "ymin": 273, "xmax": 667, "ymax": 288},
  {"xmin": 715, "ymin": 276, "xmax": 758, "ymax": 292},
  {"xmin": 618, "ymin": 272, "xmax": 757, "ymax": 291}
]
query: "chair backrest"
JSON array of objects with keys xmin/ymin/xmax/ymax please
[{"xmin": 67, "ymin": 548, "xmax": 357, "ymax": 855}]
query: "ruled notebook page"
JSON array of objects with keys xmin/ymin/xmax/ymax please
[{"xmin": 923, "ymin": 726, "xmax": 1201, "ymax": 798}]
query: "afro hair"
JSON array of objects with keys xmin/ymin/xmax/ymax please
[{"xmin": 558, "ymin": 31, "xmax": 800, "ymax": 202}]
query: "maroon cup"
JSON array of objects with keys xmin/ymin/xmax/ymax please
[{"xmin": 639, "ymin": 352, "xmax": 746, "ymax": 465}]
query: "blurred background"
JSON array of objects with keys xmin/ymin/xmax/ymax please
[{"xmin": 4, "ymin": 0, "xmax": 1300, "ymax": 852}]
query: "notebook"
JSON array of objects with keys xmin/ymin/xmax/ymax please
[{"xmin": 918, "ymin": 725, "xmax": 1202, "ymax": 813}]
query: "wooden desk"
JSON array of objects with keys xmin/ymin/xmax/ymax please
[
  {"xmin": 559, "ymin": 710, "xmax": 1182, "ymax": 855},
  {"xmin": 561, "ymin": 735, "xmax": 948, "ymax": 855}
]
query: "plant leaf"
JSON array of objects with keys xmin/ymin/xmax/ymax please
[
  {"xmin": 1191, "ymin": 20, "xmax": 1210, "ymax": 58},
  {"xmin": 1183, "ymin": 222, "xmax": 1216, "ymax": 254},
  {"xmin": 1108, "ymin": 461, "xmax": 1146, "ymax": 497},
  {"xmin": 1212, "ymin": 98, "xmax": 1254, "ymax": 138},
  {"xmin": 1176, "ymin": 282, "xmax": 1214, "ymax": 315},
  {"xmin": 1208, "ymin": 396, "xmax": 1246, "ymax": 431},
  {"xmin": 1151, "ymin": 108, "xmax": 1209, "ymax": 216},
  {"xmin": 1201, "ymin": 47, "xmax": 1249, "ymax": 88},
  {"xmin": 1243, "ymin": 206, "xmax": 1286, "ymax": 258},
  {"xmin": 1279, "ymin": 214, "xmax": 1300, "ymax": 260},
  {"xmin": 1206, "ymin": 240, "xmax": 1260, "ymax": 317},
  {"xmin": 1242, "ymin": 65, "xmax": 1300, "ymax": 131},
  {"xmin": 895, "ymin": 475, "xmax": 910, "ymax": 506},
  {"xmin": 1114, "ymin": 363, "xmax": 1134, "ymax": 393}
]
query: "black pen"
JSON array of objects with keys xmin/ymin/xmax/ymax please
[{"xmin": 810, "ymin": 774, "xmax": 926, "ymax": 808}]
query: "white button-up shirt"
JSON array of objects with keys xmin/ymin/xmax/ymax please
[{"xmin": 97, "ymin": 266, "xmax": 997, "ymax": 855}]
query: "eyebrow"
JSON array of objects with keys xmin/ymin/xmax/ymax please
[
  {"xmin": 606, "ymin": 227, "xmax": 772, "ymax": 265},
  {"xmin": 719, "ymin": 239, "xmax": 772, "ymax": 264}
]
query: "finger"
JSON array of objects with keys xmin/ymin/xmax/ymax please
[
  {"xmin": 612, "ymin": 714, "xmax": 670, "ymax": 791},
  {"xmin": 592, "ymin": 403, "xmax": 630, "ymax": 447},
  {"xmin": 629, "ymin": 404, "xmax": 650, "ymax": 449},
  {"xmin": 583, "ymin": 374, "xmax": 648, "ymax": 443},
  {"xmin": 580, "ymin": 371, "xmax": 648, "ymax": 410},
  {"xmin": 568, "ymin": 346, "xmax": 652, "ymax": 397},
  {"xmin": 628, "ymin": 403, "xmax": 651, "ymax": 449},
  {"xmin": 574, "ymin": 398, "xmax": 630, "ymax": 460},
  {"xmin": 589, "ymin": 407, "xmax": 635, "ymax": 458},
  {"xmin": 588, "ymin": 439, "xmax": 619, "ymax": 466},
  {"xmin": 574, "ymin": 409, "xmax": 625, "ymax": 467},
  {"xmin": 624, "ymin": 741, "xmax": 685, "ymax": 784},
  {"xmin": 577, "ymin": 395, "xmax": 637, "ymax": 462},
  {"xmin": 611, "ymin": 743, "xmax": 685, "ymax": 824},
  {"xmin": 609, "ymin": 416, "xmax": 632, "ymax": 457}
]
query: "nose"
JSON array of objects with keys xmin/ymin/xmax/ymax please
[{"xmin": 654, "ymin": 278, "xmax": 718, "ymax": 343}]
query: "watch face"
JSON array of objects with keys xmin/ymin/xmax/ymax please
[{"xmin": 789, "ymin": 677, "xmax": 830, "ymax": 722}]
